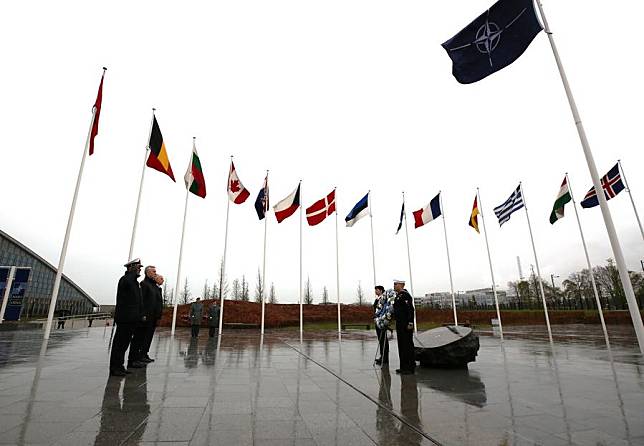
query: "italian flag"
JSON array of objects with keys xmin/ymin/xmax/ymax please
[
  {"xmin": 184, "ymin": 139, "xmax": 206, "ymax": 198},
  {"xmin": 549, "ymin": 176, "xmax": 572, "ymax": 224}
]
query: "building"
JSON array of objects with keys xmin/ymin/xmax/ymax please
[
  {"xmin": 0, "ymin": 229, "xmax": 98, "ymax": 319},
  {"xmin": 415, "ymin": 288, "xmax": 508, "ymax": 308}
]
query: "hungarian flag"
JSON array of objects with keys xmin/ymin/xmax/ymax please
[
  {"xmin": 549, "ymin": 177, "xmax": 572, "ymax": 224},
  {"xmin": 274, "ymin": 183, "xmax": 300, "ymax": 223},
  {"xmin": 469, "ymin": 196, "xmax": 480, "ymax": 233},
  {"xmin": 306, "ymin": 190, "xmax": 336, "ymax": 226},
  {"xmin": 89, "ymin": 69, "xmax": 105, "ymax": 156},
  {"xmin": 184, "ymin": 139, "xmax": 206, "ymax": 198},
  {"xmin": 413, "ymin": 193, "xmax": 442, "ymax": 229},
  {"xmin": 227, "ymin": 161, "xmax": 250, "ymax": 204},
  {"xmin": 146, "ymin": 116, "xmax": 175, "ymax": 181}
]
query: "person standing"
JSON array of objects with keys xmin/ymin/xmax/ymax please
[
  {"xmin": 373, "ymin": 285, "xmax": 389, "ymax": 366},
  {"xmin": 207, "ymin": 302, "xmax": 220, "ymax": 337},
  {"xmin": 110, "ymin": 259, "xmax": 145, "ymax": 376},
  {"xmin": 190, "ymin": 297, "xmax": 204, "ymax": 338},
  {"xmin": 139, "ymin": 266, "xmax": 163, "ymax": 362},
  {"xmin": 393, "ymin": 279, "xmax": 415, "ymax": 375}
]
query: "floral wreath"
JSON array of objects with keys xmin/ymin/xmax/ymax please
[{"xmin": 374, "ymin": 289, "xmax": 396, "ymax": 330}]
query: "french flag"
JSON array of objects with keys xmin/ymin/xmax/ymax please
[
  {"xmin": 413, "ymin": 193, "xmax": 442, "ymax": 228},
  {"xmin": 274, "ymin": 183, "xmax": 301, "ymax": 223}
]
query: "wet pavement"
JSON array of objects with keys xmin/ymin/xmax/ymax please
[{"xmin": 0, "ymin": 324, "xmax": 642, "ymax": 445}]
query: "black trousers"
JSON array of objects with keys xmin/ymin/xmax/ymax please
[
  {"xmin": 209, "ymin": 327, "xmax": 218, "ymax": 337},
  {"xmin": 396, "ymin": 325, "xmax": 415, "ymax": 371},
  {"xmin": 191, "ymin": 325, "xmax": 200, "ymax": 337},
  {"xmin": 375, "ymin": 327, "xmax": 389, "ymax": 363},
  {"xmin": 142, "ymin": 320, "xmax": 158, "ymax": 357},
  {"xmin": 129, "ymin": 325, "xmax": 148, "ymax": 363},
  {"xmin": 110, "ymin": 322, "xmax": 136, "ymax": 370}
]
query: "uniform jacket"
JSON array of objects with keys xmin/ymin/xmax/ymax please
[
  {"xmin": 393, "ymin": 289, "xmax": 414, "ymax": 328},
  {"xmin": 141, "ymin": 276, "xmax": 163, "ymax": 322},
  {"xmin": 190, "ymin": 302, "xmax": 204, "ymax": 325},
  {"xmin": 114, "ymin": 270, "xmax": 142, "ymax": 324},
  {"xmin": 207, "ymin": 305, "xmax": 220, "ymax": 327}
]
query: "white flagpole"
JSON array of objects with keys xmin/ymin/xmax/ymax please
[
  {"xmin": 44, "ymin": 77, "xmax": 101, "ymax": 339},
  {"xmin": 299, "ymin": 181, "xmax": 303, "ymax": 341},
  {"xmin": 171, "ymin": 188, "xmax": 190, "ymax": 336},
  {"xmin": 439, "ymin": 192, "xmax": 457, "ymax": 326},
  {"xmin": 218, "ymin": 173, "xmax": 231, "ymax": 336},
  {"xmin": 335, "ymin": 188, "xmax": 341, "ymax": 338},
  {"xmin": 260, "ymin": 171, "xmax": 269, "ymax": 336},
  {"xmin": 521, "ymin": 183, "xmax": 553, "ymax": 343},
  {"xmin": 402, "ymin": 192, "xmax": 418, "ymax": 333},
  {"xmin": 369, "ymin": 191, "xmax": 377, "ymax": 289},
  {"xmin": 477, "ymin": 188, "xmax": 504, "ymax": 341},
  {"xmin": 566, "ymin": 173, "xmax": 611, "ymax": 348},
  {"xmin": 618, "ymin": 160, "xmax": 644, "ymax": 241},
  {"xmin": 0, "ymin": 267, "xmax": 17, "ymax": 324},
  {"xmin": 535, "ymin": 0, "xmax": 644, "ymax": 353},
  {"xmin": 128, "ymin": 108, "xmax": 155, "ymax": 261}
]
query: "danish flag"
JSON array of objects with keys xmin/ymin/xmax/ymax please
[{"xmin": 306, "ymin": 190, "xmax": 336, "ymax": 226}]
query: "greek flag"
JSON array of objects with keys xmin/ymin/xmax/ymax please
[{"xmin": 494, "ymin": 185, "xmax": 524, "ymax": 227}]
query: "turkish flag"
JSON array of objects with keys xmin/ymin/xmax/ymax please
[{"xmin": 306, "ymin": 190, "xmax": 336, "ymax": 226}]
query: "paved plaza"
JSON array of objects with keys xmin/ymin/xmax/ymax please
[{"xmin": 0, "ymin": 324, "xmax": 642, "ymax": 445}]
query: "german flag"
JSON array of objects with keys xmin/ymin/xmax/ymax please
[
  {"xmin": 146, "ymin": 116, "xmax": 175, "ymax": 181},
  {"xmin": 469, "ymin": 195, "xmax": 480, "ymax": 233}
]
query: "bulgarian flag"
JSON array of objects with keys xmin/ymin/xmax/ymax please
[
  {"xmin": 184, "ymin": 138, "xmax": 206, "ymax": 198},
  {"xmin": 549, "ymin": 176, "xmax": 572, "ymax": 224}
]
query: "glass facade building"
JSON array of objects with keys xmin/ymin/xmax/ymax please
[{"xmin": 0, "ymin": 229, "xmax": 98, "ymax": 319}]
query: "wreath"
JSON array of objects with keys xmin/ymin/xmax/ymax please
[{"xmin": 374, "ymin": 289, "xmax": 396, "ymax": 330}]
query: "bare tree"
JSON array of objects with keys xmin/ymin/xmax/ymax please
[
  {"xmin": 180, "ymin": 278, "xmax": 191, "ymax": 304},
  {"xmin": 356, "ymin": 281, "xmax": 364, "ymax": 305},
  {"xmin": 269, "ymin": 282, "xmax": 277, "ymax": 304},
  {"xmin": 322, "ymin": 285, "xmax": 329, "ymax": 304},
  {"xmin": 304, "ymin": 277, "xmax": 313, "ymax": 304},
  {"xmin": 162, "ymin": 283, "xmax": 172, "ymax": 307},
  {"xmin": 217, "ymin": 257, "xmax": 229, "ymax": 299},
  {"xmin": 203, "ymin": 280, "xmax": 210, "ymax": 301},
  {"xmin": 241, "ymin": 275, "xmax": 249, "ymax": 301},
  {"xmin": 231, "ymin": 279, "xmax": 241, "ymax": 300},
  {"xmin": 211, "ymin": 281, "xmax": 219, "ymax": 300},
  {"xmin": 254, "ymin": 268, "xmax": 264, "ymax": 303}
]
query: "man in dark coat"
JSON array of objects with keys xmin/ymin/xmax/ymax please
[
  {"xmin": 190, "ymin": 298, "xmax": 204, "ymax": 338},
  {"xmin": 207, "ymin": 302, "xmax": 220, "ymax": 338},
  {"xmin": 139, "ymin": 265, "xmax": 163, "ymax": 362},
  {"xmin": 373, "ymin": 285, "xmax": 389, "ymax": 366},
  {"xmin": 393, "ymin": 279, "xmax": 415, "ymax": 374},
  {"xmin": 110, "ymin": 259, "xmax": 145, "ymax": 376}
]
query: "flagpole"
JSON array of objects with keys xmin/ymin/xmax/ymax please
[
  {"xmin": 477, "ymin": 188, "xmax": 503, "ymax": 341},
  {"xmin": 520, "ymin": 182, "xmax": 553, "ymax": 343},
  {"xmin": 218, "ymin": 156, "xmax": 233, "ymax": 336},
  {"xmin": 369, "ymin": 191, "xmax": 377, "ymax": 289},
  {"xmin": 0, "ymin": 267, "xmax": 16, "ymax": 324},
  {"xmin": 299, "ymin": 181, "xmax": 303, "ymax": 341},
  {"xmin": 618, "ymin": 160, "xmax": 644, "ymax": 241},
  {"xmin": 171, "ymin": 187, "xmax": 190, "ymax": 336},
  {"xmin": 439, "ymin": 192, "xmax": 457, "ymax": 326},
  {"xmin": 535, "ymin": 0, "xmax": 644, "ymax": 353},
  {"xmin": 335, "ymin": 188, "xmax": 341, "ymax": 338},
  {"xmin": 128, "ymin": 108, "xmax": 155, "ymax": 261},
  {"xmin": 566, "ymin": 173, "xmax": 611, "ymax": 349},
  {"xmin": 260, "ymin": 170, "xmax": 269, "ymax": 336},
  {"xmin": 402, "ymin": 192, "xmax": 417, "ymax": 333},
  {"xmin": 44, "ymin": 92, "xmax": 99, "ymax": 340}
]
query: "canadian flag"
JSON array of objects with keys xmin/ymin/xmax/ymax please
[
  {"xmin": 227, "ymin": 161, "xmax": 250, "ymax": 204},
  {"xmin": 306, "ymin": 189, "xmax": 336, "ymax": 226}
]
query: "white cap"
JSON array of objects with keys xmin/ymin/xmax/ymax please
[{"xmin": 393, "ymin": 278, "xmax": 406, "ymax": 284}]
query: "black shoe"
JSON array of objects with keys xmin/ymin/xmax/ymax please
[
  {"xmin": 140, "ymin": 357, "xmax": 154, "ymax": 363},
  {"xmin": 109, "ymin": 369, "xmax": 127, "ymax": 377},
  {"xmin": 127, "ymin": 361, "xmax": 146, "ymax": 369},
  {"xmin": 395, "ymin": 368, "xmax": 402, "ymax": 374},
  {"xmin": 374, "ymin": 359, "xmax": 382, "ymax": 365},
  {"xmin": 400, "ymin": 369, "xmax": 414, "ymax": 375}
]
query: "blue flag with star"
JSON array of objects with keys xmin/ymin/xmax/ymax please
[{"xmin": 442, "ymin": 0, "xmax": 542, "ymax": 84}]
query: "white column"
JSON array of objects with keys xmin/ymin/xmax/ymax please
[
  {"xmin": 439, "ymin": 192, "xmax": 457, "ymax": 326},
  {"xmin": 335, "ymin": 188, "xmax": 341, "ymax": 337},
  {"xmin": 299, "ymin": 181, "xmax": 303, "ymax": 341},
  {"xmin": 218, "ymin": 157, "xmax": 233, "ymax": 336},
  {"xmin": 0, "ymin": 267, "xmax": 17, "ymax": 324},
  {"xmin": 260, "ymin": 171, "xmax": 269, "ymax": 335},
  {"xmin": 171, "ymin": 188, "xmax": 190, "ymax": 335},
  {"xmin": 536, "ymin": 0, "xmax": 644, "ymax": 353},
  {"xmin": 402, "ymin": 192, "xmax": 418, "ymax": 333}
]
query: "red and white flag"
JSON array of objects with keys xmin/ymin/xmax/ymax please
[
  {"xmin": 89, "ymin": 69, "xmax": 105, "ymax": 156},
  {"xmin": 227, "ymin": 161, "xmax": 250, "ymax": 204},
  {"xmin": 274, "ymin": 183, "xmax": 301, "ymax": 223},
  {"xmin": 306, "ymin": 189, "xmax": 336, "ymax": 226}
]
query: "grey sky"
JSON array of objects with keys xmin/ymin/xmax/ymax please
[{"xmin": 1, "ymin": 0, "xmax": 642, "ymax": 305}]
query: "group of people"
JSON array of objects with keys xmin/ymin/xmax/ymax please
[
  {"xmin": 373, "ymin": 279, "xmax": 416, "ymax": 375},
  {"xmin": 188, "ymin": 297, "xmax": 220, "ymax": 338},
  {"xmin": 109, "ymin": 258, "xmax": 164, "ymax": 377}
]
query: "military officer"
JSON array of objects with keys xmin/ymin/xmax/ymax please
[
  {"xmin": 190, "ymin": 297, "xmax": 204, "ymax": 337},
  {"xmin": 207, "ymin": 301, "xmax": 220, "ymax": 337},
  {"xmin": 393, "ymin": 279, "xmax": 415, "ymax": 374}
]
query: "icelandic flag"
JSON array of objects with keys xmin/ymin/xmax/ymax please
[
  {"xmin": 580, "ymin": 163, "xmax": 625, "ymax": 209},
  {"xmin": 413, "ymin": 193, "xmax": 442, "ymax": 228},
  {"xmin": 345, "ymin": 192, "xmax": 370, "ymax": 227},
  {"xmin": 274, "ymin": 183, "xmax": 301, "ymax": 223},
  {"xmin": 441, "ymin": 0, "xmax": 542, "ymax": 84}
]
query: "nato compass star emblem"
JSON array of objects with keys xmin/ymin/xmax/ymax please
[{"xmin": 448, "ymin": 7, "xmax": 528, "ymax": 68}]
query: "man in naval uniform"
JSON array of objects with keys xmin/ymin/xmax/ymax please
[{"xmin": 392, "ymin": 279, "xmax": 415, "ymax": 374}]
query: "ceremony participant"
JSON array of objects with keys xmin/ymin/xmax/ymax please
[
  {"xmin": 208, "ymin": 301, "xmax": 220, "ymax": 337},
  {"xmin": 373, "ymin": 285, "xmax": 389, "ymax": 366},
  {"xmin": 110, "ymin": 259, "xmax": 145, "ymax": 376},
  {"xmin": 139, "ymin": 266, "xmax": 163, "ymax": 362},
  {"xmin": 393, "ymin": 279, "xmax": 415, "ymax": 374},
  {"xmin": 190, "ymin": 297, "xmax": 204, "ymax": 338}
]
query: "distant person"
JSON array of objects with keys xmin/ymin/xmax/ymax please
[
  {"xmin": 139, "ymin": 266, "xmax": 163, "ymax": 362},
  {"xmin": 109, "ymin": 258, "xmax": 146, "ymax": 377},
  {"xmin": 87, "ymin": 316, "xmax": 93, "ymax": 327},
  {"xmin": 190, "ymin": 298, "xmax": 204, "ymax": 338},
  {"xmin": 208, "ymin": 302, "xmax": 220, "ymax": 337},
  {"xmin": 393, "ymin": 279, "xmax": 415, "ymax": 375},
  {"xmin": 57, "ymin": 313, "xmax": 65, "ymax": 329},
  {"xmin": 373, "ymin": 285, "xmax": 389, "ymax": 366}
]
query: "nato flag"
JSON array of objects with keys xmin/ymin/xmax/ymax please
[{"xmin": 442, "ymin": 0, "xmax": 542, "ymax": 84}]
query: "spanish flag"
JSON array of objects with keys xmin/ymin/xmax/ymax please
[
  {"xmin": 469, "ymin": 196, "xmax": 480, "ymax": 233},
  {"xmin": 146, "ymin": 116, "xmax": 175, "ymax": 181}
]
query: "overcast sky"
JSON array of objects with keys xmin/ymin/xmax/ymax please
[{"xmin": 1, "ymin": 0, "xmax": 643, "ymax": 305}]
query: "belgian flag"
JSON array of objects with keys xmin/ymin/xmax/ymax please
[{"xmin": 146, "ymin": 116, "xmax": 175, "ymax": 181}]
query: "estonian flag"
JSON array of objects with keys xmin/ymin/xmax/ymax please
[
  {"xmin": 345, "ymin": 193, "xmax": 370, "ymax": 227},
  {"xmin": 442, "ymin": 0, "xmax": 542, "ymax": 84},
  {"xmin": 413, "ymin": 193, "xmax": 442, "ymax": 229}
]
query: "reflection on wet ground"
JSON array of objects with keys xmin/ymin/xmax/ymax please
[{"xmin": 0, "ymin": 324, "xmax": 642, "ymax": 445}]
